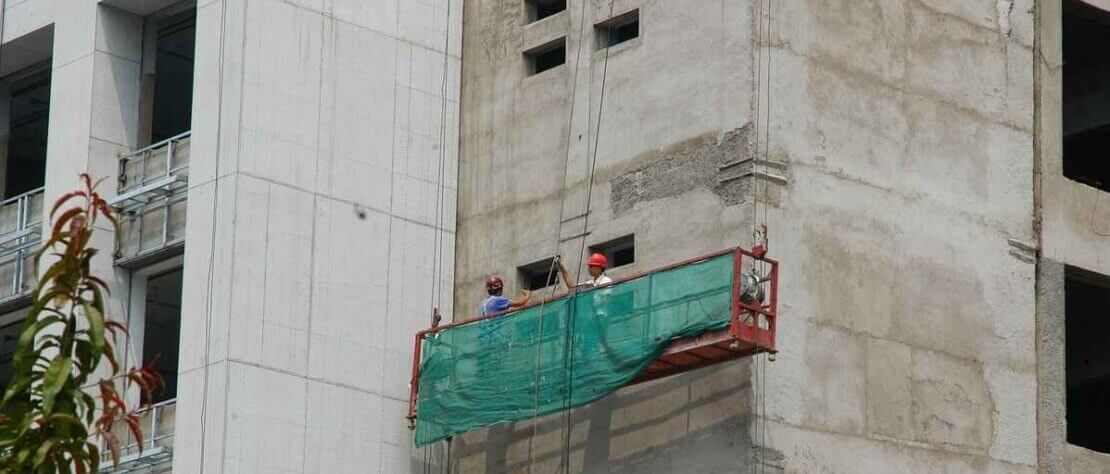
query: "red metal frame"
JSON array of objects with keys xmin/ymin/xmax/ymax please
[{"xmin": 405, "ymin": 247, "xmax": 779, "ymax": 423}]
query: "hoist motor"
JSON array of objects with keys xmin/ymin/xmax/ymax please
[{"xmin": 740, "ymin": 271, "xmax": 765, "ymax": 304}]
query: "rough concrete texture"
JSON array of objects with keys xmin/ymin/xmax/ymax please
[
  {"xmin": 609, "ymin": 126, "xmax": 759, "ymax": 216},
  {"xmin": 1035, "ymin": 1, "xmax": 1110, "ymax": 471},
  {"xmin": 454, "ymin": 363, "xmax": 761, "ymax": 474},
  {"xmin": 455, "ymin": 0, "xmax": 762, "ymax": 470},
  {"xmin": 451, "ymin": 0, "xmax": 1078, "ymax": 471}
]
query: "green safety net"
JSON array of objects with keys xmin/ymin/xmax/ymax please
[{"xmin": 415, "ymin": 253, "xmax": 735, "ymax": 446}]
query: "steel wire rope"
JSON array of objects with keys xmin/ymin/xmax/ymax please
[
  {"xmin": 198, "ymin": 0, "xmax": 232, "ymax": 465},
  {"xmin": 555, "ymin": 1, "xmax": 617, "ymax": 471},
  {"xmin": 525, "ymin": 0, "xmax": 595, "ymax": 471},
  {"xmin": 423, "ymin": 0, "xmax": 456, "ymax": 470},
  {"xmin": 750, "ymin": 0, "xmax": 763, "ymax": 469},
  {"xmin": 755, "ymin": 1, "xmax": 775, "ymax": 472}
]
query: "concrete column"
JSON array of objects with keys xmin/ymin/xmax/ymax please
[
  {"xmin": 42, "ymin": 3, "xmax": 143, "ymax": 377},
  {"xmin": 174, "ymin": 0, "xmax": 460, "ymax": 472}
]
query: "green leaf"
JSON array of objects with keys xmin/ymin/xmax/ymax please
[
  {"xmin": 40, "ymin": 357, "xmax": 72, "ymax": 415},
  {"xmin": 0, "ymin": 399, "xmax": 32, "ymax": 446},
  {"xmin": 44, "ymin": 414, "xmax": 87, "ymax": 439},
  {"xmin": 32, "ymin": 438, "xmax": 54, "ymax": 468}
]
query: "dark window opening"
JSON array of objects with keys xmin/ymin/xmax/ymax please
[
  {"xmin": 525, "ymin": 39, "xmax": 566, "ymax": 75},
  {"xmin": 0, "ymin": 318, "xmax": 21, "ymax": 392},
  {"xmin": 596, "ymin": 10, "xmax": 640, "ymax": 49},
  {"xmin": 1065, "ymin": 266, "xmax": 1110, "ymax": 453},
  {"xmin": 518, "ymin": 257, "xmax": 559, "ymax": 291},
  {"xmin": 590, "ymin": 234, "xmax": 635, "ymax": 269},
  {"xmin": 4, "ymin": 66, "xmax": 50, "ymax": 198},
  {"xmin": 142, "ymin": 268, "xmax": 182, "ymax": 404},
  {"xmin": 525, "ymin": 0, "xmax": 565, "ymax": 23},
  {"xmin": 150, "ymin": 9, "xmax": 196, "ymax": 143},
  {"xmin": 1063, "ymin": 0, "xmax": 1110, "ymax": 192}
]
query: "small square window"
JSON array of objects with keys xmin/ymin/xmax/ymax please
[
  {"xmin": 595, "ymin": 10, "xmax": 639, "ymax": 50},
  {"xmin": 525, "ymin": 0, "xmax": 566, "ymax": 23},
  {"xmin": 1065, "ymin": 266, "xmax": 1110, "ymax": 454},
  {"xmin": 524, "ymin": 38, "xmax": 566, "ymax": 76},
  {"xmin": 589, "ymin": 235, "xmax": 635, "ymax": 269},
  {"xmin": 518, "ymin": 257, "xmax": 559, "ymax": 291}
]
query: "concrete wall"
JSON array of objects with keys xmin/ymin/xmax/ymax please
[
  {"xmin": 456, "ymin": 0, "xmax": 1047, "ymax": 472},
  {"xmin": 42, "ymin": 1, "xmax": 144, "ymax": 387},
  {"xmin": 172, "ymin": 0, "xmax": 461, "ymax": 472},
  {"xmin": 1034, "ymin": 0, "xmax": 1110, "ymax": 471},
  {"xmin": 455, "ymin": 0, "xmax": 756, "ymax": 469}
]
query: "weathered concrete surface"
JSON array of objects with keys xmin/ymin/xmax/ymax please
[
  {"xmin": 456, "ymin": 0, "xmax": 759, "ymax": 470},
  {"xmin": 1034, "ymin": 1, "xmax": 1110, "ymax": 470},
  {"xmin": 454, "ymin": 363, "xmax": 762, "ymax": 474},
  {"xmin": 456, "ymin": 0, "xmax": 1046, "ymax": 472}
]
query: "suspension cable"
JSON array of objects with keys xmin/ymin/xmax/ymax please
[
  {"xmin": 557, "ymin": 1, "xmax": 617, "ymax": 471},
  {"xmin": 424, "ymin": 0, "xmax": 455, "ymax": 470},
  {"xmin": 525, "ymin": 0, "xmax": 595, "ymax": 471},
  {"xmin": 755, "ymin": 1, "xmax": 774, "ymax": 473}
]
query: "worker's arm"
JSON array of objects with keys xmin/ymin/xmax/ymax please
[
  {"xmin": 509, "ymin": 289, "xmax": 532, "ymax": 308},
  {"xmin": 556, "ymin": 258, "xmax": 576, "ymax": 289}
]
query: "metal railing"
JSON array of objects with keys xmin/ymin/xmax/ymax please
[
  {"xmin": 0, "ymin": 187, "xmax": 44, "ymax": 304},
  {"xmin": 114, "ymin": 132, "xmax": 190, "ymax": 264},
  {"xmin": 99, "ymin": 398, "xmax": 176, "ymax": 473}
]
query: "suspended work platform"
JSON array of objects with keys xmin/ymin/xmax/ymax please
[{"xmin": 407, "ymin": 247, "xmax": 779, "ymax": 446}]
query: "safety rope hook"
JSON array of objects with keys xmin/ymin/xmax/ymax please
[{"xmin": 752, "ymin": 223, "xmax": 769, "ymax": 259}]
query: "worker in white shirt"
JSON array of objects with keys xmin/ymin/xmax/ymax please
[{"xmin": 557, "ymin": 252, "xmax": 613, "ymax": 289}]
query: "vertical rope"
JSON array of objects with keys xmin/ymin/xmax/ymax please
[
  {"xmin": 557, "ymin": 1, "xmax": 617, "ymax": 471},
  {"xmin": 421, "ymin": 0, "xmax": 455, "ymax": 470},
  {"xmin": 749, "ymin": 0, "xmax": 773, "ymax": 471},
  {"xmin": 757, "ymin": 2, "xmax": 774, "ymax": 474},
  {"xmin": 526, "ymin": 0, "xmax": 593, "ymax": 471}
]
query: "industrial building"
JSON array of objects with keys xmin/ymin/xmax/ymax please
[{"xmin": 0, "ymin": 0, "xmax": 1105, "ymax": 472}]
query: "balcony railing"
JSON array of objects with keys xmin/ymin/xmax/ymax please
[
  {"xmin": 112, "ymin": 132, "xmax": 190, "ymax": 266},
  {"xmin": 99, "ymin": 398, "xmax": 176, "ymax": 473},
  {"xmin": 0, "ymin": 187, "xmax": 44, "ymax": 305}
]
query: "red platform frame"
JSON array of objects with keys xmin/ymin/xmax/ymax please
[{"xmin": 406, "ymin": 247, "xmax": 779, "ymax": 423}]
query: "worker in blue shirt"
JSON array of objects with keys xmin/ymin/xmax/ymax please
[{"xmin": 479, "ymin": 276, "xmax": 531, "ymax": 316}]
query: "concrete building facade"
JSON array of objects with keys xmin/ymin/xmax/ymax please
[
  {"xmin": 0, "ymin": 0, "xmax": 461, "ymax": 472},
  {"xmin": 452, "ymin": 0, "xmax": 1110, "ymax": 473},
  {"xmin": 0, "ymin": 0, "xmax": 1104, "ymax": 473}
]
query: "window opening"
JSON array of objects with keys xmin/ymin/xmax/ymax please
[
  {"xmin": 4, "ymin": 66, "xmax": 50, "ymax": 199},
  {"xmin": 0, "ymin": 319, "xmax": 21, "ymax": 391},
  {"xmin": 1063, "ymin": 0, "xmax": 1110, "ymax": 192},
  {"xmin": 525, "ymin": 38, "xmax": 566, "ymax": 75},
  {"xmin": 142, "ymin": 268, "xmax": 182, "ymax": 404},
  {"xmin": 525, "ymin": 0, "xmax": 565, "ymax": 23},
  {"xmin": 1065, "ymin": 266, "xmax": 1110, "ymax": 453},
  {"xmin": 595, "ymin": 10, "xmax": 640, "ymax": 49},
  {"xmin": 149, "ymin": 8, "xmax": 196, "ymax": 144},
  {"xmin": 518, "ymin": 257, "xmax": 559, "ymax": 291},
  {"xmin": 589, "ymin": 234, "xmax": 635, "ymax": 269}
]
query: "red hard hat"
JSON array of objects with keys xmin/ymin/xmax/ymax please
[
  {"xmin": 587, "ymin": 253, "xmax": 608, "ymax": 268},
  {"xmin": 485, "ymin": 276, "xmax": 504, "ymax": 291}
]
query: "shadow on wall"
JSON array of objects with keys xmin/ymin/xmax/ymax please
[{"xmin": 444, "ymin": 362, "xmax": 779, "ymax": 474}]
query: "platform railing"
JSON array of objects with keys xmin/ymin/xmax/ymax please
[
  {"xmin": 0, "ymin": 187, "xmax": 44, "ymax": 304},
  {"xmin": 113, "ymin": 132, "xmax": 190, "ymax": 264},
  {"xmin": 98, "ymin": 397, "xmax": 176, "ymax": 473},
  {"xmin": 406, "ymin": 246, "xmax": 779, "ymax": 429}
]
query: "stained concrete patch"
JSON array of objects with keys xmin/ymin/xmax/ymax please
[{"xmin": 609, "ymin": 126, "xmax": 758, "ymax": 217}]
